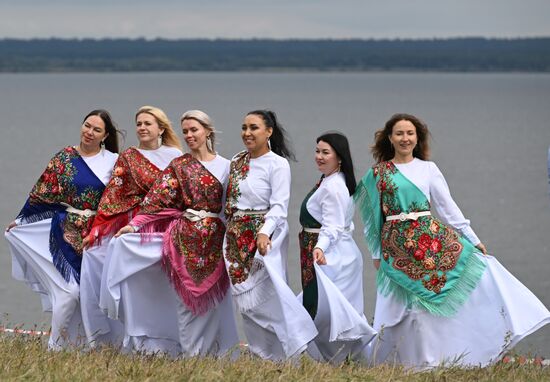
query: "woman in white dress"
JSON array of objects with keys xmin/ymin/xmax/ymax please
[
  {"xmin": 355, "ymin": 113, "xmax": 550, "ymax": 368},
  {"xmin": 5, "ymin": 109, "xmax": 120, "ymax": 350},
  {"xmin": 80, "ymin": 106, "xmax": 182, "ymax": 348},
  {"xmin": 111, "ymin": 110, "xmax": 239, "ymax": 357},
  {"xmin": 298, "ymin": 132, "xmax": 376, "ymax": 363},
  {"xmin": 224, "ymin": 109, "xmax": 318, "ymax": 361}
]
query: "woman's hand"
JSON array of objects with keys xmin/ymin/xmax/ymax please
[
  {"xmin": 313, "ymin": 247, "xmax": 327, "ymax": 265},
  {"xmin": 373, "ymin": 259, "xmax": 381, "ymax": 270},
  {"xmin": 256, "ymin": 233, "xmax": 272, "ymax": 256},
  {"xmin": 5, "ymin": 221, "xmax": 17, "ymax": 232},
  {"xmin": 476, "ymin": 242, "xmax": 488, "ymax": 256},
  {"xmin": 82, "ymin": 235, "xmax": 91, "ymax": 249},
  {"xmin": 115, "ymin": 225, "xmax": 135, "ymax": 237}
]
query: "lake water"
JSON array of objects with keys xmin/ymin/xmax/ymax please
[{"xmin": 1, "ymin": 72, "xmax": 549, "ymax": 355}]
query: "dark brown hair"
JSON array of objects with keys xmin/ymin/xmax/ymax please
[
  {"xmin": 247, "ymin": 109, "xmax": 296, "ymax": 161},
  {"xmin": 316, "ymin": 132, "xmax": 356, "ymax": 195},
  {"xmin": 371, "ymin": 113, "xmax": 430, "ymax": 163},
  {"xmin": 83, "ymin": 109, "xmax": 120, "ymax": 154}
]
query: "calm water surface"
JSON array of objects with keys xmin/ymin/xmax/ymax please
[{"xmin": 1, "ymin": 72, "xmax": 549, "ymax": 355}]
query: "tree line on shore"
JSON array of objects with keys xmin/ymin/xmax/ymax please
[{"xmin": 1, "ymin": 37, "xmax": 549, "ymax": 72}]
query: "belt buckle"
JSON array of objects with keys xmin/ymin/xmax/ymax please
[
  {"xmin": 399, "ymin": 212, "xmax": 407, "ymax": 222},
  {"xmin": 198, "ymin": 210, "xmax": 207, "ymax": 219},
  {"xmin": 83, "ymin": 209, "xmax": 93, "ymax": 218}
]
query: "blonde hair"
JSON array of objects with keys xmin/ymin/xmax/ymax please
[
  {"xmin": 180, "ymin": 110, "xmax": 216, "ymax": 154},
  {"xmin": 135, "ymin": 106, "xmax": 182, "ymax": 150}
]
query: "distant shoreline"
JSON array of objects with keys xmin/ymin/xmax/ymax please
[{"xmin": 1, "ymin": 37, "xmax": 549, "ymax": 73}]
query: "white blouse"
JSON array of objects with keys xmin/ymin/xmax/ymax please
[
  {"xmin": 200, "ymin": 154, "xmax": 230, "ymax": 188},
  {"xmin": 231, "ymin": 151, "xmax": 291, "ymax": 236},
  {"xmin": 393, "ymin": 158, "xmax": 480, "ymax": 246},
  {"xmin": 137, "ymin": 145, "xmax": 182, "ymax": 170},
  {"xmin": 306, "ymin": 172, "xmax": 354, "ymax": 253},
  {"xmin": 82, "ymin": 148, "xmax": 118, "ymax": 185}
]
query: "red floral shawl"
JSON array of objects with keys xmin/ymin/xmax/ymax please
[
  {"xmin": 88, "ymin": 147, "xmax": 163, "ymax": 246},
  {"xmin": 131, "ymin": 153, "xmax": 229, "ymax": 315}
]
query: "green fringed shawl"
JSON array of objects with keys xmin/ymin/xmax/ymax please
[{"xmin": 354, "ymin": 162, "xmax": 486, "ymax": 317}]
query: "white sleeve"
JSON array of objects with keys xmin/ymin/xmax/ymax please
[
  {"xmin": 259, "ymin": 160, "xmax": 290, "ymax": 236},
  {"xmin": 429, "ymin": 163, "xmax": 480, "ymax": 245},
  {"xmin": 315, "ymin": 183, "xmax": 348, "ymax": 253}
]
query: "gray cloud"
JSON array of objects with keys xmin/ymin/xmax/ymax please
[{"xmin": 1, "ymin": 0, "xmax": 549, "ymax": 39}]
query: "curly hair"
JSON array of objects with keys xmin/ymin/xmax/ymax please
[{"xmin": 371, "ymin": 113, "xmax": 431, "ymax": 163}]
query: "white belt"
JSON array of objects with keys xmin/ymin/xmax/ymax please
[
  {"xmin": 183, "ymin": 208, "xmax": 219, "ymax": 222},
  {"xmin": 233, "ymin": 209, "xmax": 269, "ymax": 217},
  {"xmin": 60, "ymin": 202, "xmax": 96, "ymax": 218},
  {"xmin": 302, "ymin": 227, "xmax": 321, "ymax": 233},
  {"xmin": 386, "ymin": 211, "xmax": 431, "ymax": 222},
  {"xmin": 301, "ymin": 226, "xmax": 351, "ymax": 233}
]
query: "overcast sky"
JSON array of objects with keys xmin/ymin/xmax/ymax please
[{"xmin": 2, "ymin": 0, "xmax": 549, "ymax": 40}]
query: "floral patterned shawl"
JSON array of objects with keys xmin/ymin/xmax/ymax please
[
  {"xmin": 89, "ymin": 147, "xmax": 162, "ymax": 246},
  {"xmin": 131, "ymin": 153, "xmax": 229, "ymax": 315},
  {"xmin": 224, "ymin": 150, "xmax": 250, "ymax": 219},
  {"xmin": 354, "ymin": 161, "xmax": 486, "ymax": 316},
  {"xmin": 298, "ymin": 180, "xmax": 322, "ymax": 319},
  {"xmin": 17, "ymin": 146, "xmax": 106, "ymax": 283}
]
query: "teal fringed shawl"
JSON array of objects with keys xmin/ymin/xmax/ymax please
[{"xmin": 354, "ymin": 162, "xmax": 486, "ymax": 317}]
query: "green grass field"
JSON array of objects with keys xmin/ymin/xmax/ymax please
[{"xmin": 0, "ymin": 334, "xmax": 548, "ymax": 381}]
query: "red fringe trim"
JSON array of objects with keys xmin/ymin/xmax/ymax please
[{"xmin": 88, "ymin": 210, "xmax": 136, "ymax": 247}]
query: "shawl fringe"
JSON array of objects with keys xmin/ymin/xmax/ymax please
[
  {"xmin": 131, "ymin": 209, "xmax": 181, "ymax": 243},
  {"xmin": 163, "ymin": 256, "xmax": 230, "ymax": 316},
  {"xmin": 232, "ymin": 260, "xmax": 275, "ymax": 312},
  {"xmin": 353, "ymin": 175, "xmax": 382, "ymax": 259},
  {"xmin": 49, "ymin": 229, "xmax": 80, "ymax": 284},
  {"xmin": 88, "ymin": 212, "xmax": 133, "ymax": 247},
  {"xmin": 376, "ymin": 251, "xmax": 486, "ymax": 317},
  {"xmin": 18, "ymin": 210, "xmax": 58, "ymax": 225},
  {"xmin": 160, "ymin": 218, "xmax": 229, "ymax": 316}
]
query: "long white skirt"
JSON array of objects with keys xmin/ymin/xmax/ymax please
[
  {"xmin": 176, "ymin": 290, "xmax": 239, "ymax": 358},
  {"xmin": 305, "ymin": 234, "xmax": 377, "ymax": 364},
  {"xmin": 80, "ymin": 241, "xmax": 124, "ymax": 348},
  {"xmin": 372, "ymin": 254, "xmax": 550, "ymax": 368},
  {"xmin": 5, "ymin": 219, "xmax": 85, "ymax": 350},
  {"xmin": 99, "ymin": 233, "xmax": 180, "ymax": 355},
  {"xmin": 100, "ymin": 233, "xmax": 239, "ymax": 357},
  {"xmin": 226, "ymin": 222, "xmax": 318, "ymax": 361}
]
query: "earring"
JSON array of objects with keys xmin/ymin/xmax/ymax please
[
  {"xmin": 206, "ymin": 135, "xmax": 213, "ymax": 153},
  {"xmin": 157, "ymin": 133, "xmax": 163, "ymax": 147},
  {"xmin": 267, "ymin": 138, "xmax": 271, "ymax": 150},
  {"xmin": 338, "ymin": 161, "xmax": 342, "ymax": 172},
  {"xmin": 100, "ymin": 138, "xmax": 105, "ymax": 147}
]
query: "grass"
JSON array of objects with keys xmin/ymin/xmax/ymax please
[{"xmin": 0, "ymin": 333, "xmax": 548, "ymax": 381}]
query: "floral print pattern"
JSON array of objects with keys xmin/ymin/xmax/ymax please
[
  {"xmin": 98, "ymin": 147, "xmax": 162, "ymax": 216},
  {"xmin": 171, "ymin": 217, "xmax": 225, "ymax": 284},
  {"xmin": 30, "ymin": 147, "xmax": 78, "ymax": 204},
  {"xmin": 142, "ymin": 154, "xmax": 225, "ymax": 280},
  {"xmin": 299, "ymin": 230, "xmax": 318, "ymax": 288},
  {"xmin": 375, "ymin": 161, "xmax": 463, "ymax": 294},
  {"xmin": 224, "ymin": 151, "xmax": 250, "ymax": 217},
  {"xmin": 19, "ymin": 146, "xmax": 107, "ymax": 282},
  {"xmin": 225, "ymin": 213, "xmax": 264, "ymax": 284}
]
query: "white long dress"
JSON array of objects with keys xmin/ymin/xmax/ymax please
[
  {"xmin": 371, "ymin": 158, "xmax": 550, "ymax": 368},
  {"xmin": 301, "ymin": 173, "xmax": 377, "ymax": 363},
  {"xmin": 80, "ymin": 145, "xmax": 181, "ymax": 348},
  {"xmin": 224, "ymin": 151, "xmax": 318, "ymax": 361},
  {"xmin": 99, "ymin": 155, "xmax": 239, "ymax": 356},
  {"xmin": 5, "ymin": 148, "xmax": 118, "ymax": 350}
]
